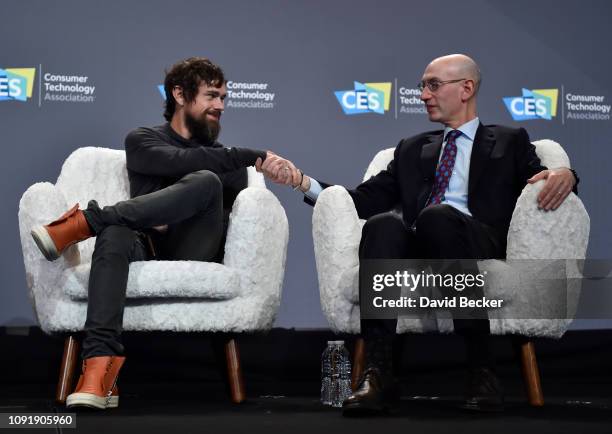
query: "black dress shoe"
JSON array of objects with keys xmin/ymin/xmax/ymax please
[
  {"xmin": 342, "ymin": 368, "xmax": 398, "ymax": 416},
  {"xmin": 460, "ymin": 367, "xmax": 504, "ymax": 412}
]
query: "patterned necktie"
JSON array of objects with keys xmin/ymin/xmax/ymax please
[{"xmin": 427, "ymin": 129, "xmax": 462, "ymax": 206}]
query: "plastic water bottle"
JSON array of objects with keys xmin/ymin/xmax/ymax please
[
  {"xmin": 321, "ymin": 340, "xmax": 352, "ymax": 407},
  {"xmin": 332, "ymin": 341, "xmax": 352, "ymax": 407},
  {"xmin": 320, "ymin": 343, "xmax": 333, "ymax": 405}
]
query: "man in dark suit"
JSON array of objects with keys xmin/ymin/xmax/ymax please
[{"xmin": 261, "ymin": 54, "xmax": 577, "ymax": 413}]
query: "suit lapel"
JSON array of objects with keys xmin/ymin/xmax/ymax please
[
  {"xmin": 420, "ymin": 133, "xmax": 443, "ymax": 178},
  {"xmin": 417, "ymin": 132, "xmax": 444, "ymax": 211},
  {"xmin": 468, "ymin": 123, "xmax": 495, "ymax": 196}
]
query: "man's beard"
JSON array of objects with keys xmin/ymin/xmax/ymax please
[{"xmin": 185, "ymin": 111, "xmax": 221, "ymax": 144}]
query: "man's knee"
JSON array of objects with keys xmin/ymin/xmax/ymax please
[
  {"xmin": 362, "ymin": 212, "xmax": 404, "ymax": 239},
  {"xmin": 415, "ymin": 205, "xmax": 468, "ymax": 259},
  {"xmin": 360, "ymin": 212, "xmax": 411, "ymax": 259},
  {"xmin": 415, "ymin": 204, "xmax": 459, "ymax": 237},
  {"xmin": 185, "ymin": 170, "xmax": 223, "ymax": 188},
  {"xmin": 185, "ymin": 170, "xmax": 222, "ymax": 196}
]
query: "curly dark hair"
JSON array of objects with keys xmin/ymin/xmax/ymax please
[{"xmin": 163, "ymin": 57, "xmax": 226, "ymax": 121}]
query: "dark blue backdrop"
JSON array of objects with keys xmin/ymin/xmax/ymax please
[{"xmin": 2, "ymin": 0, "xmax": 610, "ymax": 329}]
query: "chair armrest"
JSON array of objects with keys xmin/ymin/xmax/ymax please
[
  {"xmin": 246, "ymin": 166, "xmax": 266, "ymax": 188},
  {"xmin": 223, "ymin": 187, "xmax": 288, "ymax": 298},
  {"xmin": 312, "ymin": 186, "xmax": 362, "ymax": 320},
  {"xmin": 18, "ymin": 182, "xmax": 79, "ymax": 329},
  {"xmin": 507, "ymin": 181, "xmax": 590, "ymax": 260},
  {"xmin": 505, "ymin": 181, "xmax": 590, "ymax": 327}
]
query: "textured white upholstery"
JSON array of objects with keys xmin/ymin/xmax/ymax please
[
  {"xmin": 19, "ymin": 147, "xmax": 288, "ymax": 333},
  {"xmin": 313, "ymin": 140, "xmax": 590, "ymax": 338}
]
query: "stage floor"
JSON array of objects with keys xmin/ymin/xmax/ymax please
[
  {"xmin": 2, "ymin": 386, "xmax": 611, "ymax": 434},
  {"xmin": 1, "ymin": 328, "xmax": 611, "ymax": 433}
]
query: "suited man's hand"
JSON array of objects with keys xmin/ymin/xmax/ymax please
[{"xmin": 528, "ymin": 168, "xmax": 576, "ymax": 211}]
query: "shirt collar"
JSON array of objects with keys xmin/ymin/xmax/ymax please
[
  {"xmin": 444, "ymin": 117, "xmax": 479, "ymax": 142},
  {"xmin": 163, "ymin": 122, "xmax": 217, "ymax": 147},
  {"xmin": 164, "ymin": 122, "xmax": 190, "ymax": 144}
]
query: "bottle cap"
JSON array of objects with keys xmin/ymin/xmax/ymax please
[{"xmin": 327, "ymin": 340, "xmax": 344, "ymax": 345}]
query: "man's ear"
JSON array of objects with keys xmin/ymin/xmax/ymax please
[
  {"xmin": 172, "ymin": 86, "xmax": 185, "ymax": 106},
  {"xmin": 462, "ymin": 79, "xmax": 476, "ymax": 102}
]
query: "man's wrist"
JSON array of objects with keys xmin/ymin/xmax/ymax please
[
  {"xmin": 299, "ymin": 174, "xmax": 311, "ymax": 193},
  {"xmin": 557, "ymin": 167, "xmax": 579, "ymax": 187}
]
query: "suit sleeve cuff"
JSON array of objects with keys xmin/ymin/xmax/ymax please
[{"xmin": 303, "ymin": 178, "xmax": 323, "ymax": 202}]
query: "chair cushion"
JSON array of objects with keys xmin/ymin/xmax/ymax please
[{"xmin": 62, "ymin": 261, "xmax": 242, "ymax": 300}]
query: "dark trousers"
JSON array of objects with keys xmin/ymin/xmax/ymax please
[
  {"xmin": 359, "ymin": 204, "xmax": 504, "ymax": 373},
  {"xmin": 80, "ymin": 170, "xmax": 225, "ymax": 359}
]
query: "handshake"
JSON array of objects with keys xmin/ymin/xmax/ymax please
[{"xmin": 255, "ymin": 151, "xmax": 311, "ymax": 192}]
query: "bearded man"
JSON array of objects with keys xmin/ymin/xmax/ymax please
[{"xmin": 30, "ymin": 57, "xmax": 281, "ymax": 409}]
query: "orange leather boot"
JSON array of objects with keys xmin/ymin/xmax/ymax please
[
  {"xmin": 31, "ymin": 203, "xmax": 92, "ymax": 261},
  {"xmin": 66, "ymin": 356, "xmax": 126, "ymax": 409}
]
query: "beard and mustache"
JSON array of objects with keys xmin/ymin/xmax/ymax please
[{"xmin": 185, "ymin": 110, "xmax": 221, "ymax": 144}]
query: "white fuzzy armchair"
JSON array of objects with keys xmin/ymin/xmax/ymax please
[
  {"xmin": 312, "ymin": 140, "xmax": 589, "ymax": 405},
  {"xmin": 18, "ymin": 147, "xmax": 289, "ymax": 404}
]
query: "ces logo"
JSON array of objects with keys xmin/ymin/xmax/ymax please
[
  {"xmin": 503, "ymin": 88, "xmax": 558, "ymax": 121},
  {"xmin": 335, "ymin": 81, "xmax": 391, "ymax": 115},
  {"xmin": 0, "ymin": 68, "xmax": 36, "ymax": 102}
]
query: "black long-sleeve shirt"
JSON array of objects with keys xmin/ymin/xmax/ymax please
[{"xmin": 124, "ymin": 123, "xmax": 266, "ymax": 210}]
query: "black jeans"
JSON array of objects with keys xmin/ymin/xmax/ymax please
[
  {"xmin": 359, "ymin": 204, "xmax": 504, "ymax": 371},
  {"xmin": 80, "ymin": 170, "xmax": 225, "ymax": 359}
]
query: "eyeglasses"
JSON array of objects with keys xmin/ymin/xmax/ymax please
[{"xmin": 417, "ymin": 78, "xmax": 467, "ymax": 92}]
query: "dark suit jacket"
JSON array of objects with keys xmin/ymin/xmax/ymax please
[{"xmin": 307, "ymin": 124, "xmax": 567, "ymax": 246}]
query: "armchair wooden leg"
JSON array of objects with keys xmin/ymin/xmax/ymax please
[
  {"xmin": 56, "ymin": 335, "xmax": 79, "ymax": 404},
  {"xmin": 224, "ymin": 338, "xmax": 246, "ymax": 404},
  {"xmin": 515, "ymin": 338, "xmax": 544, "ymax": 407},
  {"xmin": 351, "ymin": 337, "xmax": 365, "ymax": 390}
]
